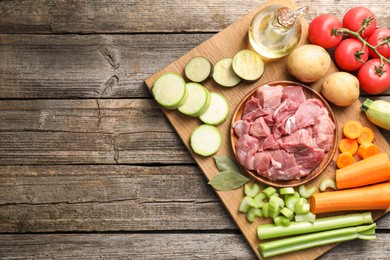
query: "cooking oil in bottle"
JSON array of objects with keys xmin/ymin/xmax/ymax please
[{"xmin": 249, "ymin": 5, "xmax": 308, "ymax": 59}]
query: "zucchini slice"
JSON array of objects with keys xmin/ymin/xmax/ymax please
[
  {"xmin": 190, "ymin": 124, "xmax": 222, "ymax": 156},
  {"xmin": 178, "ymin": 82, "xmax": 211, "ymax": 117},
  {"xmin": 152, "ymin": 73, "xmax": 188, "ymax": 109},
  {"xmin": 184, "ymin": 56, "xmax": 213, "ymax": 83},
  {"xmin": 212, "ymin": 58, "xmax": 242, "ymax": 87},
  {"xmin": 232, "ymin": 49, "xmax": 264, "ymax": 81},
  {"xmin": 199, "ymin": 92, "xmax": 229, "ymax": 125}
]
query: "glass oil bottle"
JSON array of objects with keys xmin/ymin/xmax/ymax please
[{"xmin": 248, "ymin": 5, "xmax": 308, "ymax": 59}]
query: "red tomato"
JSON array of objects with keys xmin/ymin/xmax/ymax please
[
  {"xmin": 342, "ymin": 6, "xmax": 377, "ymax": 39},
  {"xmin": 334, "ymin": 38, "xmax": 369, "ymax": 71},
  {"xmin": 367, "ymin": 28, "xmax": 390, "ymax": 59},
  {"xmin": 308, "ymin": 14, "xmax": 343, "ymax": 49},
  {"xmin": 358, "ymin": 59, "xmax": 390, "ymax": 94}
]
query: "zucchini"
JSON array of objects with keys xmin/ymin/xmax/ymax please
[
  {"xmin": 184, "ymin": 56, "xmax": 213, "ymax": 83},
  {"xmin": 152, "ymin": 73, "xmax": 188, "ymax": 109},
  {"xmin": 190, "ymin": 124, "xmax": 222, "ymax": 156},
  {"xmin": 178, "ymin": 82, "xmax": 211, "ymax": 117},
  {"xmin": 361, "ymin": 99, "xmax": 390, "ymax": 131},
  {"xmin": 212, "ymin": 58, "xmax": 242, "ymax": 87},
  {"xmin": 232, "ymin": 49, "xmax": 264, "ymax": 81},
  {"xmin": 199, "ymin": 92, "xmax": 229, "ymax": 125}
]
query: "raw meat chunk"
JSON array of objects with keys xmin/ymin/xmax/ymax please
[
  {"xmin": 233, "ymin": 120, "xmax": 250, "ymax": 138},
  {"xmin": 295, "ymin": 99, "xmax": 324, "ymax": 129},
  {"xmin": 249, "ymin": 117, "xmax": 271, "ymax": 138},
  {"xmin": 256, "ymin": 85, "xmax": 283, "ymax": 109}
]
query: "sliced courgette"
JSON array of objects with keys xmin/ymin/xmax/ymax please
[
  {"xmin": 152, "ymin": 73, "xmax": 188, "ymax": 109},
  {"xmin": 199, "ymin": 92, "xmax": 229, "ymax": 125},
  {"xmin": 232, "ymin": 49, "xmax": 264, "ymax": 81},
  {"xmin": 184, "ymin": 56, "xmax": 213, "ymax": 83},
  {"xmin": 212, "ymin": 58, "xmax": 242, "ymax": 87},
  {"xmin": 190, "ymin": 124, "xmax": 222, "ymax": 156},
  {"xmin": 178, "ymin": 82, "xmax": 211, "ymax": 117}
]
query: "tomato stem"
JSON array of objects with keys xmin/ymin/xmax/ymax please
[{"xmin": 337, "ymin": 28, "xmax": 390, "ymax": 66}]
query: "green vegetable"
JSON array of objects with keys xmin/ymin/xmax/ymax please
[
  {"xmin": 232, "ymin": 49, "xmax": 265, "ymax": 81},
  {"xmin": 178, "ymin": 82, "xmax": 211, "ymax": 117},
  {"xmin": 244, "ymin": 183, "xmax": 260, "ymax": 197},
  {"xmin": 247, "ymin": 207, "xmax": 262, "ymax": 222},
  {"xmin": 257, "ymin": 212, "xmax": 373, "ymax": 240},
  {"xmin": 190, "ymin": 124, "xmax": 221, "ymax": 156},
  {"xmin": 212, "ymin": 57, "xmax": 241, "ymax": 87},
  {"xmin": 254, "ymin": 192, "xmax": 267, "ymax": 208},
  {"xmin": 319, "ymin": 178, "xmax": 337, "ymax": 192},
  {"xmin": 285, "ymin": 192, "xmax": 300, "ymax": 212},
  {"xmin": 199, "ymin": 92, "xmax": 229, "ymax": 125},
  {"xmin": 279, "ymin": 187, "xmax": 295, "ymax": 195},
  {"xmin": 259, "ymin": 223, "xmax": 376, "ymax": 258},
  {"xmin": 280, "ymin": 207, "xmax": 294, "ymax": 220},
  {"xmin": 295, "ymin": 212, "xmax": 316, "ymax": 223},
  {"xmin": 152, "ymin": 73, "xmax": 188, "ymax": 109},
  {"xmin": 298, "ymin": 184, "xmax": 318, "ymax": 198},
  {"xmin": 239, "ymin": 196, "xmax": 258, "ymax": 213},
  {"xmin": 273, "ymin": 216, "xmax": 291, "ymax": 227},
  {"xmin": 184, "ymin": 56, "xmax": 213, "ymax": 83},
  {"xmin": 294, "ymin": 198, "xmax": 310, "ymax": 215},
  {"xmin": 361, "ymin": 99, "xmax": 390, "ymax": 131},
  {"xmin": 263, "ymin": 187, "xmax": 276, "ymax": 198},
  {"xmin": 262, "ymin": 203, "xmax": 270, "ymax": 218}
]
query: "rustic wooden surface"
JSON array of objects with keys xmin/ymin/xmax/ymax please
[{"xmin": 0, "ymin": 0, "xmax": 389, "ymax": 259}]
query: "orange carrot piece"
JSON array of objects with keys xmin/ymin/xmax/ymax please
[
  {"xmin": 310, "ymin": 182, "xmax": 390, "ymax": 214},
  {"xmin": 338, "ymin": 138, "xmax": 358, "ymax": 155},
  {"xmin": 336, "ymin": 153, "xmax": 390, "ymax": 189},
  {"xmin": 336, "ymin": 152, "xmax": 354, "ymax": 169},
  {"xmin": 357, "ymin": 127, "xmax": 375, "ymax": 144},
  {"xmin": 357, "ymin": 142, "xmax": 379, "ymax": 159},
  {"xmin": 343, "ymin": 120, "xmax": 362, "ymax": 139}
]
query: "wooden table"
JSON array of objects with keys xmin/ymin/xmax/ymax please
[{"xmin": 0, "ymin": 0, "xmax": 389, "ymax": 259}]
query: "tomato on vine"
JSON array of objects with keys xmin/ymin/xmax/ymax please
[
  {"xmin": 358, "ymin": 59, "xmax": 390, "ymax": 94},
  {"xmin": 367, "ymin": 28, "xmax": 390, "ymax": 59},
  {"xmin": 308, "ymin": 14, "xmax": 343, "ymax": 49},
  {"xmin": 334, "ymin": 38, "xmax": 369, "ymax": 71},
  {"xmin": 342, "ymin": 6, "xmax": 377, "ymax": 39}
]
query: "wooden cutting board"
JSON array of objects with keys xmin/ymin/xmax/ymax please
[{"xmin": 144, "ymin": 0, "xmax": 390, "ymax": 258}]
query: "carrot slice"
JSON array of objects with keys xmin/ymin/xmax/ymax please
[
  {"xmin": 338, "ymin": 138, "xmax": 358, "ymax": 155},
  {"xmin": 336, "ymin": 153, "xmax": 390, "ymax": 189},
  {"xmin": 310, "ymin": 182, "xmax": 390, "ymax": 214},
  {"xmin": 336, "ymin": 152, "xmax": 354, "ymax": 169},
  {"xmin": 357, "ymin": 127, "xmax": 375, "ymax": 144},
  {"xmin": 357, "ymin": 141, "xmax": 379, "ymax": 159},
  {"xmin": 343, "ymin": 120, "xmax": 362, "ymax": 139}
]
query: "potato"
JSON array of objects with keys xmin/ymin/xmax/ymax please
[
  {"xmin": 287, "ymin": 44, "xmax": 331, "ymax": 83},
  {"xmin": 321, "ymin": 72, "xmax": 360, "ymax": 106}
]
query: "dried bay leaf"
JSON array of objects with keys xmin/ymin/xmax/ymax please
[
  {"xmin": 208, "ymin": 170, "xmax": 249, "ymax": 191},
  {"xmin": 214, "ymin": 155, "xmax": 241, "ymax": 173}
]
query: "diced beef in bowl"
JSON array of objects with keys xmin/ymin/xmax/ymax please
[{"xmin": 233, "ymin": 84, "xmax": 335, "ymax": 181}]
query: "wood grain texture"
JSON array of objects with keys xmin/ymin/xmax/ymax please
[
  {"xmin": 0, "ymin": 233, "xmax": 389, "ymax": 259},
  {"xmin": 0, "ymin": 0, "xmax": 388, "ymax": 33}
]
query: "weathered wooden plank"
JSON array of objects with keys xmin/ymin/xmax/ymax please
[
  {"xmin": 0, "ymin": 232, "xmax": 389, "ymax": 259},
  {"xmin": 0, "ymin": 0, "xmax": 388, "ymax": 33},
  {"xmin": 0, "ymin": 33, "xmax": 212, "ymax": 98},
  {"xmin": 0, "ymin": 99, "xmax": 194, "ymax": 164},
  {"xmin": 0, "ymin": 98, "xmax": 388, "ymax": 165},
  {"xmin": 0, "ymin": 165, "xmax": 388, "ymax": 233}
]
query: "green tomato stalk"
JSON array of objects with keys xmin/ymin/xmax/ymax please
[{"xmin": 335, "ymin": 16, "xmax": 390, "ymax": 73}]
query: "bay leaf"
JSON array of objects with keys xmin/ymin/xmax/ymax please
[
  {"xmin": 208, "ymin": 170, "xmax": 249, "ymax": 191},
  {"xmin": 214, "ymin": 156, "xmax": 241, "ymax": 173}
]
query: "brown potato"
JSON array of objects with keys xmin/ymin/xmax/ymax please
[{"xmin": 321, "ymin": 72, "xmax": 360, "ymax": 107}]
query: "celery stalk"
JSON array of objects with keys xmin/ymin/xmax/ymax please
[
  {"xmin": 244, "ymin": 182, "xmax": 260, "ymax": 197},
  {"xmin": 259, "ymin": 223, "xmax": 376, "ymax": 258},
  {"xmin": 298, "ymin": 184, "xmax": 318, "ymax": 198},
  {"xmin": 257, "ymin": 212, "xmax": 373, "ymax": 240}
]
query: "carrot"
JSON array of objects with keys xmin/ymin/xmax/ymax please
[
  {"xmin": 357, "ymin": 127, "xmax": 375, "ymax": 144},
  {"xmin": 336, "ymin": 152, "xmax": 354, "ymax": 169},
  {"xmin": 336, "ymin": 153, "xmax": 390, "ymax": 189},
  {"xmin": 343, "ymin": 120, "xmax": 362, "ymax": 139},
  {"xmin": 310, "ymin": 182, "xmax": 390, "ymax": 214},
  {"xmin": 357, "ymin": 141, "xmax": 379, "ymax": 159},
  {"xmin": 338, "ymin": 138, "xmax": 358, "ymax": 155}
]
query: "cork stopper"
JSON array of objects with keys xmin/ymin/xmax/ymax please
[{"xmin": 276, "ymin": 6, "xmax": 308, "ymax": 28}]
